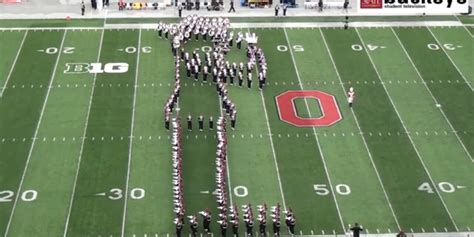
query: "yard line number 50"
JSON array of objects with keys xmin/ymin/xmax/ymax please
[
  {"xmin": 314, "ymin": 184, "xmax": 351, "ymax": 196},
  {"xmin": 277, "ymin": 45, "xmax": 305, "ymax": 52}
]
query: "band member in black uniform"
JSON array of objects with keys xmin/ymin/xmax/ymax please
[
  {"xmin": 229, "ymin": 68, "xmax": 235, "ymax": 85},
  {"xmin": 220, "ymin": 219, "xmax": 228, "ymax": 237},
  {"xmin": 238, "ymin": 72, "xmax": 243, "ymax": 88},
  {"xmin": 272, "ymin": 220, "xmax": 280, "ymax": 236},
  {"xmin": 236, "ymin": 32, "xmax": 243, "ymax": 49},
  {"xmin": 186, "ymin": 62, "xmax": 191, "ymax": 78},
  {"xmin": 259, "ymin": 218, "xmax": 266, "ymax": 237},
  {"xmin": 176, "ymin": 219, "xmax": 183, "ymax": 237},
  {"xmin": 213, "ymin": 67, "xmax": 218, "ymax": 84},
  {"xmin": 157, "ymin": 23, "xmax": 163, "ymax": 38},
  {"xmin": 190, "ymin": 216, "xmax": 198, "ymax": 237},
  {"xmin": 187, "ymin": 114, "xmax": 192, "ymax": 131},
  {"xmin": 180, "ymin": 47, "xmax": 185, "ymax": 60},
  {"xmin": 209, "ymin": 116, "xmax": 214, "ymax": 130},
  {"xmin": 201, "ymin": 209, "xmax": 212, "ymax": 233},
  {"xmin": 203, "ymin": 65, "xmax": 209, "ymax": 83},
  {"xmin": 231, "ymin": 219, "xmax": 239, "ymax": 237},
  {"xmin": 198, "ymin": 115, "xmax": 204, "ymax": 131},
  {"xmin": 284, "ymin": 210, "xmax": 296, "ymax": 235},
  {"xmin": 245, "ymin": 220, "xmax": 254, "ymax": 237},
  {"xmin": 165, "ymin": 113, "xmax": 170, "ymax": 130},
  {"xmin": 247, "ymin": 72, "xmax": 252, "ymax": 89},
  {"xmin": 194, "ymin": 64, "xmax": 199, "ymax": 81},
  {"xmin": 164, "ymin": 26, "xmax": 169, "ymax": 39}
]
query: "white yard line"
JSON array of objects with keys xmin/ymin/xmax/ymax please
[
  {"xmin": 454, "ymin": 15, "xmax": 474, "ymax": 38},
  {"xmin": 391, "ymin": 27, "xmax": 474, "ymax": 163},
  {"xmin": 427, "ymin": 27, "xmax": 473, "ymax": 91},
  {"xmin": 62, "ymin": 29, "xmax": 105, "ymax": 237},
  {"xmin": 355, "ymin": 28, "xmax": 459, "ymax": 232},
  {"xmin": 4, "ymin": 30, "xmax": 67, "ymax": 237},
  {"xmin": 247, "ymin": 28, "xmax": 288, "ymax": 210},
  {"xmin": 0, "ymin": 30, "xmax": 28, "ymax": 98},
  {"xmin": 121, "ymin": 28, "xmax": 142, "ymax": 237},
  {"xmin": 283, "ymin": 28, "xmax": 345, "ymax": 231},
  {"xmin": 318, "ymin": 28, "xmax": 401, "ymax": 230}
]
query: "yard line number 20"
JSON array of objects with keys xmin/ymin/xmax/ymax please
[{"xmin": 0, "ymin": 190, "xmax": 38, "ymax": 202}]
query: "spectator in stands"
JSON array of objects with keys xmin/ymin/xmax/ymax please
[
  {"xmin": 274, "ymin": 4, "xmax": 280, "ymax": 16},
  {"xmin": 118, "ymin": 0, "xmax": 125, "ymax": 10},
  {"xmin": 178, "ymin": 4, "xmax": 183, "ymax": 18},
  {"xmin": 228, "ymin": 0, "xmax": 236, "ymax": 12},
  {"xmin": 81, "ymin": 1, "xmax": 85, "ymax": 16},
  {"xmin": 318, "ymin": 0, "xmax": 323, "ymax": 11},
  {"xmin": 283, "ymin": 4, "xmax": 287, "ymax": 16}
]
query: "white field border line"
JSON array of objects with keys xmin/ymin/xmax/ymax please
[
  {"xmin": 427, "ymin": 27, "xmax": 473, "ymax": 91},
  {"xmin": 63, "ymin": 29, "xmax": 105, "ymax": 237},
  {"xmin": 121, "ymin": 28, "xmax": 142, "ymax": 237},
  {"xmin": 247, "ymin": 28, "xmax": 288, "ymax": 211},
  {"xmin": 0, "ymin": 30, "xmax": 28, "ymax": 98},
  {"xmin": 318, "ymin": 28, "xmax": 401, "ymax": 230},
  {"xmin": 391, "ymin": 27, "xmax": 474, "ymax": 163},
  {"xmin": 3, "ymin": 30, "xmax": 67, "ymax": 237},
  {"xmin": 355, "ymin": 28, "xmax": 459, "ymax": 232},
  {"xmin": 283, "ymin": 28, "xmax": 346, "ymax": 231},
  {"xmin": 453, "ymin": 15, "xmax": 474, "ymax": 38}
]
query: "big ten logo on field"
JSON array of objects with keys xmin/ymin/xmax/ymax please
[
  {"xmin": 64, "ymin": 63, "xmax": 129, "ymax": 74},
  {"xmin": 275, "ymin": 90, "xmax": 342, "ymax": 127}
]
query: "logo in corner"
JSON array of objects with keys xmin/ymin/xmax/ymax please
[{"xmin": 360, "ymin": 0, "xmax": 382, "ymax": 8}]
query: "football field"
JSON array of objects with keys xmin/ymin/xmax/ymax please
[{"xmin": 0, "ymin": 18, "xmax": 473, "ymax": 237}]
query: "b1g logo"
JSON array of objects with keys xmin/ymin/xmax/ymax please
[
  {"xmin": 64, "ymin": 62, "xmax": 129, "ymax": 74},
  {"xmin": 276, "ymin": 90, "xmax": 342, "ymax": 127},
  {"xmin": 360, "ymin": 0, "xmax": 382, "ymax": 8}
]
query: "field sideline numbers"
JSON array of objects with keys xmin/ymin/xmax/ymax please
[
  {"xmin": 41, "ymin": 47, "xmax": 75, "ymax": 54},
  {"xmin": 427, "ymin": 43, "xmax": 459, "ymax": 51},
  {"xmin": 313, "ymin": 184, "xmax": 351, "ymax": 196},
  {"xmin": 277, "ymin": 45, "xmax": 305, "ymax": 52},
  {"xmin": 107, "ymin": 188, "xmax": 145, "ymax": 200},
  {"xmin": 0, "ymin": 190, "xmax": 38, "ymax": 202},
  {"xmin": 418, "ymin": 182, "xmax": 459, "ymax": 194},
  {"xmin": 122, "ymin": 46, "xmax": 152, "ymax": 54}
]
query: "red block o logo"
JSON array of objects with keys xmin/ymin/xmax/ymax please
[{"xmin": 275, "ymin": 90, "xmax": 342, "ymax": 127}]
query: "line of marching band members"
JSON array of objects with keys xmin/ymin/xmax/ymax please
[
  {"xmin": 162, "ymin": 15, "xmax": 296, "ymax": 237},
  {"xmin": 171, "ymin": 117, "xmax": 185, "ymax": 232},
  {"xmin": 182, "ymin": 203, "xmax": 296, "ymax": 237}
]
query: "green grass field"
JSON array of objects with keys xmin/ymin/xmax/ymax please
[{"xmin": 0, "ymin": 19, "xmax": 473, "ymax": 237}]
